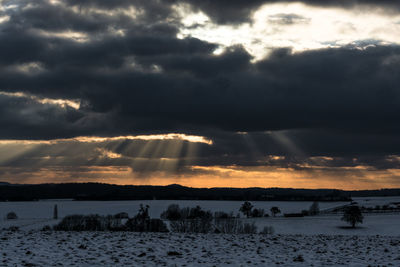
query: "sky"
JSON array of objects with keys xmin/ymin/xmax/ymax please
[{"xmin": 1, "ymin": 0, "xmax": 400, "ymax": 189}]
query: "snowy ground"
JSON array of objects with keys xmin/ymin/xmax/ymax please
[
  {"xmin": 2, "ymin": 198, "xmax": 400, "ymax": 266},
  {"xmin": 0, "ymin": 199, "xmax": 350, "ymax": 220},
  {"xmin": 1, "ymin": 197, "xmax": 399, "ymax": 221},
  {"xmin": 1, "ymin": 230, "xmax": 399, "ymax": 266},
  {"xmin": 2, "ymin": 213, "xmax": 400, "ymax": 235}
]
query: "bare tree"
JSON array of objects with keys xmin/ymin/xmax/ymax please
[
  {"xmin": 309, "ymin": 201, "xmax": 320, "ymax": 216},
  {"xmin": 239, "ymin": 201, "xmax": 253, "ymax": 218},
  {"xmin": 341, "ymin": 205, "xmax": 363, "ymax": 228},
  {"xmin": 270, "ymin": 206, "xmax": 281, "ymax": 217}
]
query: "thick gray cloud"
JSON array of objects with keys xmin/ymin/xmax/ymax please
[{"xmin": 1, "ymin": 0, "xmax": 400, "ymax": 178}]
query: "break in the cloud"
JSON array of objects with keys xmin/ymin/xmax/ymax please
[{"xmin": 1, "ymin": 0, "xmax": 400, "ymax": 189}]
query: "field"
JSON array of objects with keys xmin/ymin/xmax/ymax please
[
  {"xmin": 1, "ymin": 197, "xmax": 400, "ymax": 266},
  {"xmin": 1, "ymin": 231, "xmax": 400, "ymax": 266},
  {"xmin": 0, "ymin": 199, "xmax": 351, "ymax": 220}
]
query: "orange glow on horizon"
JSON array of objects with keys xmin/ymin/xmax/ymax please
[{"xmin": 2, "ymin": 165, "xmax": 400, "ymax": 190}]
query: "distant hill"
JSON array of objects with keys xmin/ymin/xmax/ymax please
[{"xmin": 1, "ymin": 182, "xmax": 399, "ymax": 201}]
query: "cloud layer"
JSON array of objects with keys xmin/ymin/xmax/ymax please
[{"xmin": 1, "ymin": 0, "xmax": 400, "ymax": 188}]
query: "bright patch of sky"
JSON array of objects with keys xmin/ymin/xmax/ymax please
[
  {"xmin": 177, "ymin": 3, "xmax": 400, "ymax": 61},
  {"xmin": 0, "ymin": 91, "xmax": 81, "ymax": 110}
]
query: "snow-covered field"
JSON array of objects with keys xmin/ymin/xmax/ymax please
[
  {"xmin": 1, "ymin": 230, "xmax": 400, "ymax": 266},
  {"xmin": 2, "ymin": 213, "xmax": 400, "ymax": 235},
  {"xmin": 2, "ymin": 197, "xmax": 398, "ymax": 221},
  {"xmin": 1, "ymin": 197, "xmax": 400, "ymax": 235},
  {"xmin": 0, "ymin": 199, "xmax": 350, "ymax": 220},
  {"xmin": 1, "ymin": 197, "xmax": 400, "ymax": 266}
]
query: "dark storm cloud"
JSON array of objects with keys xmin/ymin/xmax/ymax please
[
  {"xmin": 2, "ymin": 21, "xmax": 400, "ymax": 138},
  {"xmin": 1, "ymin": 0, "xmax": 400, "ymax": 175},
  {"xmin": 0, "ymin": 93, "xmax": 80, "ymax": 139}
]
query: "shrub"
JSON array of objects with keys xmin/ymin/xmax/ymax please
[
  {"xmin": 125, "ymin": 218, "xmax": 168, "ymax": 232},
  {"xmin": 161, "ymin": 204, "xmax": 181, "ymax": 220},
  {"xmin": 214, "ymin": 219, "xmax": 258, "ymax": 234},
  {"xmin": 114, "ymin": 212, "xmax": 129, "ymax": 219},
  {"xmin": 251, "ymin": 208, "xmax": 265, "ymax": 218},
  {"xmin": 214, "ymin": 211, "xmax": 234, "ymax": 219},
  {"xmin": 161, "ymin": 204, "xmax": 213, "ymax": 221},
  {"xmin": 41, "ymin": 225, "xmax": 52, "ymax": 231},
  {"xmin": 301, "ymin": 210, "xmax": 309, "ymax": 216},
  {"xmin": 136, "ymin": 204, "xmax": 150, "ymax": 220},
  {"xmin": 189, "ymin": 206, "xmax": 212, "ymax": 219},
  {"xmin": 6, "ymin": 212, "xmax": 18, "ymax": 220},
  {"xmin": 270, "ymin": 207, "xmax": 281, "ymax": 217},
  {"xmin": 6, "ymin": 226, "xmax": 19, "ymax": 232},
  {"xmin": 214, "ymin": 218, "xmax": 244, "ymax": 234},
  {"xmin": 293, "ymin": 255, "xmax": 304, "ymax": 262},
  {"xmin": 309, "ymin": 201, "xmax": 320, "ymax": 215},
  {"xmin": 242, "ymin": 222, "xmax": 258, "ymax": 234},
  {"xmin": 161, "ymin": 205, "xmax": 213, "ymax": 233},
  {"xmin": 54, "ymin": 215, "xmax": 107, "ymax": 231},
  {"xmin": 125, "ymin": 204, "xmax": 168, "ymax": 232},
  {"xmin": 259, "ymin": 226, "xmax": 275, "ymax": 235},
  {"xmin": 170, "ymin": 218, "xmax": 212, "ymax": 233}
]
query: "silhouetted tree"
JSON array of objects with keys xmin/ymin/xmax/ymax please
[
  {"xmin": 270, "ymin": 206, "xmax": 281, "ymax": 217},
  {"xmin": 125, "ymin": 204, "xmax": 168, "ymax": 232},
  {"xmin": 341, "ymin": 205, "xmax": 363, "ymax": 228},
  {"xmin": 239, "ymin": 201, "xmax": 253, "ymax": 218},
  {"xmin": 309, "ymin": 201, "xmax": 319, "ymax": 216},
  {"xmin": 137, "ymin": 204, "xmax": 149, "ymax": 220}
]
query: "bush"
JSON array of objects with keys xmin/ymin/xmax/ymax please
[
  {"xmin": 125, "ymin": 218, "xmax": 168, "ymax": 232},
  {"xmin": 170, "ymin": 218, "xmax": 212, "ymax": 233},
  {"xmin": 309, "ymin": 201, "xmax": 320, "ymax": 215},
  {"xmin": 161, "ymin": 204, "xmax": 181, "ymax": 220},
  {"xmin": 242, "ymin": 222, "xmax": 258, "ymax": 234},
  {"xmin": 54, "ymin": 214, "xmax": 127, "ymax": 231},
  {"xmin": 214, "ymin": 219, "xmax": 258, "ymax": 234},
  {"xmin": 54, "ymin": 215, "xmax": 109, "ymax": 231},
  {"xmin": 161, "ymin": 205, "xmax": 213, "ymax": 233},
  {"xmin": 41, "ymin": 225, "xmax": 52, "ymax": 231},
  {"xmin": 214, "ymin": 218, "xmax": 244, "ymax": 234},
  {"xmin": 161, "ymin": 204, "xmax": 213, "ymax": 221},
  {"xmin": 251, "ymin": 208, "xmax": 265, "ymax": 218},
  {"xmin": 125, "ymin": 204, "xmax": 168, "ymax": 232},
  {"xmin": 214, "ymin": 211, "xmax": 234, "ymax": 219},
  {"xmin": 6, "ymin": 226, "xmax": 19, "ymax": 232},
  {"xmin": 301, "ymin": 210, "xmax": 309, "ymax": 216},
  {"xmin": 6, "ymin": 212, "xmax": 18, "ymax": 220},
  {"xmin": 114, "ymin": 212, "xmax": 129, "ymax": 219},
  {"xmin": 259, "ymin": 226, "xmax": 275, "ymax": 235},
  {"xmin": 270, "ymin": 207, "xmax": 281, "ymax": 217}
]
